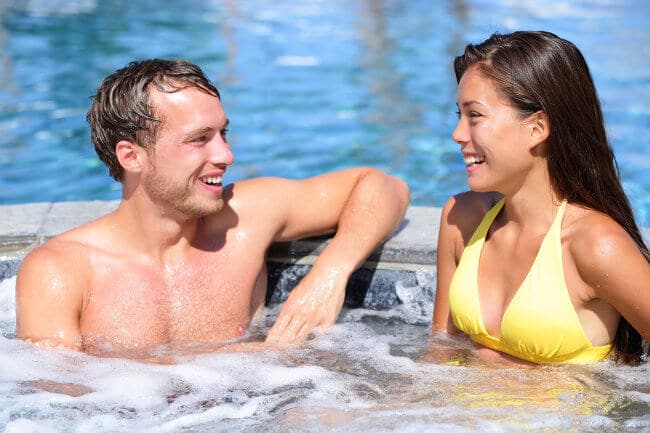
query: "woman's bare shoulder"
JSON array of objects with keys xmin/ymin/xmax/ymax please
[
  {"xmin": 440, "ymin": 191, "xmax": 502, "ymax": 243},
  {"xmin": 564, "ymin": 205, "xmax": 647, "ymax": 279},
  {"xmin": 563, "ymin": 205, "xmax": 638, "ymax": 251},
  {"xmin": 446, "ymin": 190, "xmax": 501, "ymax": 213}
]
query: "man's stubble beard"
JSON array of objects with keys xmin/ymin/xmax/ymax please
[{"xmin": 143, "ymin": 163, "xmax": 225, "ymax": 218}]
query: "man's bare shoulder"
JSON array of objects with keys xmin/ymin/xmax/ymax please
[
  {"xmin": 19, "ymin": 235, "xmax": 86, "ymax": 284},
  {"xmin": 15, "ymin": 220, "xmax": 106, "ymax": 347},
  {"xmin": 16, "ymin": 234, "xmax": 88, "ymax": 339},
  {"xmin": 208, "ymin": 178, "xmax": 293, "ymax": 228},
  {"xmin": 17, "ymin": 214, "xmax": 116, "ymax": 284},
  {"xmin": 222, "ymin": 177, "xmax": 292, "ymax": 208}
]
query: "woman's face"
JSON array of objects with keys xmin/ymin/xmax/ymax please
[{"xmin": 452, "ymin": 65, "xmax": 538, "ymax": 194}]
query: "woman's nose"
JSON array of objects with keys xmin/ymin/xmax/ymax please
[{"xmin": 451, "ymin": 117, "xmax": 468, "ymax": 146}]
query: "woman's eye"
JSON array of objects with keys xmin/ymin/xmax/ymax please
[{"xmin": 469, "ymin": 111, "xmax": 481, "ymax": 118}]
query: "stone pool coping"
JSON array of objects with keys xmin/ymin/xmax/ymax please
[
  {"xmin": 1, "ymin": 201, "xmax": 648, "ymax": 308},
  {"xmin": 0, "ymin": 200, "xmax": 441, "ymax": 281}
]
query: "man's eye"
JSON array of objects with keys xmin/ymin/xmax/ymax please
[
  {"xmin": 469, "ymin": 111, "xmax": 481, "ymax": 118},
  {"xmin": 220, "ymin": 128, "xmax": 229, "ymax": 137},
  {"xmin": 192, "ymin": 136, "xmax": 207, "ymax": 142}
]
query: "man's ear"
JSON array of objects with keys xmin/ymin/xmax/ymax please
[
  {"xmin": 527, "ymin": 111, "xmax": 550, "ymax": 152},
  {"xmin": 115, "ymin": 140, "xmax": 145, "ymax": 174}
]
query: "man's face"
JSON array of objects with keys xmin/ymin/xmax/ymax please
[{"xmin": 141, "ymin": 86, "xmax": 234, "ymax": 217}]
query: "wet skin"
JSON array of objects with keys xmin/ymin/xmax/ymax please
[
  {"xmin": 433, "ymin": 65, "xmax": 650, "ymax": 358},
  {"xmin": 15, "ymin": 87, "xmax": 410, "ymax": 354},
  {"xmin": 76, "ymin": 199, "xmax": 269, "ymax": 349}
]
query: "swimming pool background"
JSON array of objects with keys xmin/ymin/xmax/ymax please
[{"xmin": 1, "ymin": 0, "xmax": 649, "ymax": 225}]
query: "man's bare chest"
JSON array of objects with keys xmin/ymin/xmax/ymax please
[{"xmin": 79, "ymin": 249, "xmax": 267, "ymax": 350}]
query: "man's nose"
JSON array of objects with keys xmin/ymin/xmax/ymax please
[{"xmin": 209, "ymin": 137, "xmax": 234, "ymax": 167}]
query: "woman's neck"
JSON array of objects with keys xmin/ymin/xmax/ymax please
[{"xmin": 498, "ymin": 161, "xmax": 563, "ymax": 230}]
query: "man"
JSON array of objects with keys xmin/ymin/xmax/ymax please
[{"xmin": 15, "ymin": 59, "xmax": 409, "ymax": 355}]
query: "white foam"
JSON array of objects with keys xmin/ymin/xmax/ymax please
[
  {"xmin": 0, "ymin": 276, "xmax": 16, "ymax": 307},
  {"xmin": 4, "ymin": 419, "xmax": 62, "ymax": 433},
  {"xmin": 0, "ymin": 275, "xmax": 648, "ymax": 432}
]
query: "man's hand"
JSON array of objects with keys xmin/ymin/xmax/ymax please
[
  {"xmin": 252, "ymin": 167, "xmax": 409, "ymax": 344},
  {"xmin": 266, "ymin": 265, "xmax": 348, "ymax": 343}
]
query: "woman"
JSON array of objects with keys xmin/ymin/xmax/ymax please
[{"xmin": 433, "ymin": 31, "xmax": 649, "ymax": 365}]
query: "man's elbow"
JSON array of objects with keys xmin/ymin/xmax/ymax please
[
  {"xmin": 25, "ymin": 337, "xmax": 82, "ymax": 351},
  {"xmin": 355, "ymin": 167, "xmax": 410, "ymax": 219},
  {"xmin": 379, "ymin": 172, "xmax": 409, "ymax": 220},
  {"xmin": 393, "ymin": 175, "xmax": 410, "ymax": 215},
  {"xmin": 17, "ymin": 327, "xmax": 82, "ymax": 351}
]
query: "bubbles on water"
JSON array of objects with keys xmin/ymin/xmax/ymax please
[
  {"xmin": 0, "ymin": 276, "xmax": 16, "ymax": 338},
  {"xmin": 0, "ymin": 274, "xmax": 649, "ymax": 432},
  {"xmin": 4, "ymin": 419, "xmax": 61, "ymax": 433}
]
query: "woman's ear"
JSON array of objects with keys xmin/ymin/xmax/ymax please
[
  {"xmin": 115, "ymin": 140, "xmax": 145, "ymax": 174},
  {"xmin": 527, "ymin": 111, "xmax": 550, "ymax": 152}
]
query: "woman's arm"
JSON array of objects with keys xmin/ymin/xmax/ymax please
[
  {"xmin": 433, "ymin": 196, "xmax": 462, "ymax": 333},
  {"xmin": 571, "ymin": 217, "xmax": 650, "ymax": 343},
  {"xmin": 433, "ymin": 192, "xmax": 498, "ymax": 334}
]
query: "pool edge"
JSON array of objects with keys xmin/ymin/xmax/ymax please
[
  {"xmin": 0, "ymin": 200, "xmax": 440, "ymax": 278},
  {"xmin": 2, "ymin": 200, "xmax": 648, "ymax": 305}
]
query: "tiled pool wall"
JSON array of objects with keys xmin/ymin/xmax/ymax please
[{"xmin": 0, "ymin": 202, "xmax": 444, "ymax": 309}]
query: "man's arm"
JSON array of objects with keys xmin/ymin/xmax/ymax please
[
  {"xmin": 260, "ymin": 167, "xmax": 409, "ymax": 343},
  {"xmin": 16, "ymin": 244, "xmax": 84, "ymax": 350}
]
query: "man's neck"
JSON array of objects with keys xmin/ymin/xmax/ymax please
[{"xmin": 112, "ymin": 195, "xmax": 201, "ymax": 262}]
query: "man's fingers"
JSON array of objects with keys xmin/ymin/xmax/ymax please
[
  {"xmin": 296, "ymin": 322, "xmax": 315, "ymax": 340},
  {"xmin": 267, "ymin": 314, "xmax": 317, "ymax": 344},
  {"xmin": 266, "ymin": 310, "xmax": 291, "ymax": 342},
  {"xmin": 271, "ymin": 316, "xmax": 306, "ymax": 344},
  {"xmin": 283, "ymin": 317, "xmax": 310, "ymax": 342}
]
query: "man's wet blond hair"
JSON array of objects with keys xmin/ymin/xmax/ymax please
[{"xmin": 86, "ymin": 59, "xmax": 220, "ymax": 180}]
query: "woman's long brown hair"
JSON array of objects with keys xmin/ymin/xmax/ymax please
[{"xmin": 454, "ymin": 31, "xmax": 648, "ymax": 365}]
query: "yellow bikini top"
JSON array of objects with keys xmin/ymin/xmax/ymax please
[{"xmin": 448, "ymin": 198, "xmax": 612, "ymax": 364}]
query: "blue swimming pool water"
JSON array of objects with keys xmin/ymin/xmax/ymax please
[{"xmin": 1, "ymin": 0, "xmax": 649, "ymax": 225}]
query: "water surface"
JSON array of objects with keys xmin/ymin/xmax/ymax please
[
  {"xmin": 0, "ymin": 0, "xmax": 649, "ymax": 225},
  {"xmin": 0, "ymin": 276, "xmax": 648, "ymax": 432}
]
